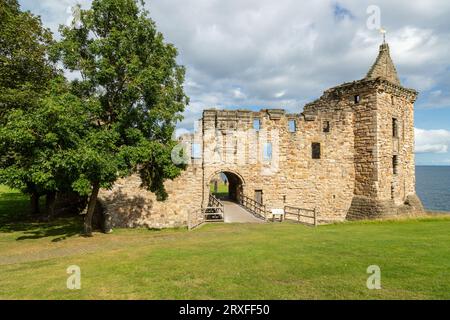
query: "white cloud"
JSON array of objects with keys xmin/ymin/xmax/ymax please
[
  {"xmin": 274, "ymin": 90, "xmax": 286, "ymax": 98},
  {"xmin": 19, "ymin": 0, "xmax": 450, "ymax": 130},
  {"xmin": 415, "ymin": 128, "xmax": 450, "ymax": 154},
  {"xmin": 232, "ymin": 88, "xmax": 246, "ymax": 99}
]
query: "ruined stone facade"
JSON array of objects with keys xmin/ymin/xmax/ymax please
[{"xmin": 99, "ymin": 43, "xmax": 424, "ymax": 228}]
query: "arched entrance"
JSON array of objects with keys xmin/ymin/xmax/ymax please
[
  {"xmin": 209, "ymin": 171, "xmax": 244, "ymax": 202},
  {"xmin": 207, "ymin": 171, "xmax": 264, "ymax": 223}
]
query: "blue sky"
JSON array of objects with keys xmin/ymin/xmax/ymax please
[{"xmin": 19, "ymin": 0, "xmax": 450, "ymax": 165}]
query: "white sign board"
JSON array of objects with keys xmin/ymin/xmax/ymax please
[{"xmin": 271, "ymin": 209, "xmax": 285, "ymax": 216}]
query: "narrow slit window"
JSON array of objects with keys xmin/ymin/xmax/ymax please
[
  {"xmin": 312, "ymin": 143, "xmax": 321, "ymax": 159},
  {"xmin": 323, "ymin": 120, "xmax": 330, "ymax": 133},
  {"xmin": 354, "ymin": 95, "xmax": 360, "ymax": 104},
  {"xmin": 288, "ymin": 119, "xmax": 296, "ymax": 132},
  {"xmin": 392, "ymin": 118, "xmax": 398, "ymax": 138},
  {"xmin": 393, "ymin": 155, "xmax": 398, "ymax": 175},
  {"xmin": 263, "ymin": 142, "xmax": 272, "ymax": 161},
  {"xmin": 191, "ymin": 143, "xmax": 202, "ymax": 159},
  {"xmin": 253, "ymin": 119, "xmax": 261, "ymax": 131}
]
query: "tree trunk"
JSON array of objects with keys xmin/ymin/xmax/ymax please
[
  {"xmin": 30, "ymin": 191, "xmax": 40, "ymax": 214},
  {"xmin": 46, "ymin": 192, "xmax": 57, "ymax": 218},
  {"xmin": 84, "ymin": 182, "xmax": 100, "ymax": 237}
]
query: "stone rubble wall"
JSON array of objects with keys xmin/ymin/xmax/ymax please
[{"xmin": 98, "ymin": 165, "xmax": 203, "ymax": 229}]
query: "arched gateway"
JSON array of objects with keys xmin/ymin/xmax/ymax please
[{"xmin": 208, "ymin": 170, "xmax": 245, "ymax": 202}]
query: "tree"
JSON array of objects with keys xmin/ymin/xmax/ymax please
[
  {"xmin": 0, "ymin": 0, "xmax": 56, "ymax": 213},
  {"xmin": 0, "ymin": 77, "xmax": 91, "ymax": 218},
  {"xmin": 0, "ymin": 0, "xmax": 54, "ymax": 115},
  {"xmin": 54, "ymin": 0, "xmax": 188, "ymax": 236}
]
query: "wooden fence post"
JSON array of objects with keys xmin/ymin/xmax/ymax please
[{"xmin": 313, "ymin": 208, "xmax": 317, "ymax": 227}]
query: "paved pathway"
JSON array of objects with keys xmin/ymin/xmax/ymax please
[{"xmin": 222, "ymin": 201, "xmax": 265, "ymax": 223}]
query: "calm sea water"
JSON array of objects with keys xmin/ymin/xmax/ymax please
[{"xmin": 416, "ymin": 166, "xmax": 450, "ymax": 212}]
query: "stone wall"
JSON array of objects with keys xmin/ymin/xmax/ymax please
[
  {"xmin": 199, "ymin": 107, "xmax": 355, "ymax": 223},
  {"xmin": 99, "ymin": 164, "xmax": 203, "ymax": 229}
]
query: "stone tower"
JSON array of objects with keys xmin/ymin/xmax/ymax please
[{"xmin": 347, "ymin": 42, "xmax": 424, "ymax": 219}]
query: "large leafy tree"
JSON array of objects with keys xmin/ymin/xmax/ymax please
[
  {"xmin": 0, "ymin": 78, "xmax": 91, "ymax": 217},
  {"xmin": 0, "ymin": 0, "xmax": 56, "ymax": 213},
  {"xmin": 54, "ymin": 0, "xmax": 188, "ymax": 236},
  {"xmin": 0, "ymin": 0, "xmax": 54, "ymax": 115}
]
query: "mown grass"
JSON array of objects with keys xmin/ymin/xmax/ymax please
[{"xmin": 0, "ymin": 185, "xmax": 450, "ymax": 300}]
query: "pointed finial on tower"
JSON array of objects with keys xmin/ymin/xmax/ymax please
[
  {"xmin": 379, "ymin": 27, "xmax": 386, "ymax": 44},
  {"xmin": 365, "ymin": 31, "xmax": 401, "ymax": 85}
]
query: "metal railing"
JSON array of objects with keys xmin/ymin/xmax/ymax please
[
  {"xmin": 283, "ymin": 205, "xmax": 318, "ymax": 227},
  {"xmin": 239, "ymin": 195, "xmax": 267, "ymax": 220}
]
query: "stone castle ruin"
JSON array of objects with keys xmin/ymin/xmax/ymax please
[{"xmin": 99, "ymin": 42, "xmax": 424, "ymax": 229}]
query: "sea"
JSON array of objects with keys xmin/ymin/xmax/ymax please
[{"xmin": 416, "ymin": 166, "xmax": 450, "ymax": 213}]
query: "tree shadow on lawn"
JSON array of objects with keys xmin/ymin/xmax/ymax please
[
  {"xmin": 0, "ymin": 189, "xmax": 83, "ymax": 242},
  {"xmin": 11, "ymin": 218, "xmax": 83, "ymax": 242}
]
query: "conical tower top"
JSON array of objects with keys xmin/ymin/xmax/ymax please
[{"xmin": 365, "ymin": 42, "xmax": 401, "ymax": 85}]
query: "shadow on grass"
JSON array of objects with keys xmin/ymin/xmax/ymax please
[
  {"xmin": 13, "ymin": 218, "xmax": 83, "ymax": 242},
  {"xmin": 0, "ymin": 187, "xmax": 83, "ymax": 242}
]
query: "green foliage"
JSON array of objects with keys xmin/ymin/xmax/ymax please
[
  {"xmin": 53, "ymin": 0, "xmax": 189, "ymax": 200},
  {"xmin": 0, "ymin": 78, "xmax": 90, "ymax": 195},
  {"xmin": 0, "ymin": 0, "xmax": 63, "ymax": 202},
  {"xmin": 0, "ymin": 0, "xmax": 55, "ymax": 117},
  {"xmin": 1, "ymin": 0, "xmax": 187, "ymax": 225}
]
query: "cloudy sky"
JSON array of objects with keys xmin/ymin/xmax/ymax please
[{"xmin": 19, "ymin": 0, "xmax": 450, "ymax": 165}]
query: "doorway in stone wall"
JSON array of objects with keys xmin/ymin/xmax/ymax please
[
  {"xmin": 209, "ymin": 171, "xmax": 243, "ymax": 202},
  {"xmin": 208, "ymin": 171, "xmax": 263, "ymax": 223}
]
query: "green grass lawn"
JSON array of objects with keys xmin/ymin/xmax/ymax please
[
  {"xmin": 1, "ymin": 185, "xmax": 450, "ymax": 299},
  {"xmin": 210, "ymin": 183, "xmax": 229, "ymax": 199}
]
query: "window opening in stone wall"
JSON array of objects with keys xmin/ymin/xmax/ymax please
[
  {"xmin": 354, "ymin": 95, "xmax": 360, "ymax": 104},
  {"xmin": 323, "ymin": 120, "xmax": 330, "ymax": 133},
  {"xmin": 253, "ymin": 119, "xmax": 261, "ymax": 131},
  {"xmin": 263, "ymin": 142, "xmax": 272, "ymax": 161},
  {"xmin": 393, "ymin": 155, "xmax": 398, "ymax": 175},
  {"xmin": 392, "ymin": 118, "xmax": 398, "ymax": 138},
  {"xmin": 191, "ymin": 143, "xmax": 202, "ymax": 159},
  {"xmin": 288, "ymin": 119, "xmax": 296, "ymax": 132},
  {"xmin": 312, "ymin": 142, "xmax": 321, "ymax": 159}
]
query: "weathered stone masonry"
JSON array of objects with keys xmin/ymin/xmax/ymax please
[{"xmin": 99, "ymin": 43, "xmax": 424, "ymax": 228}]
